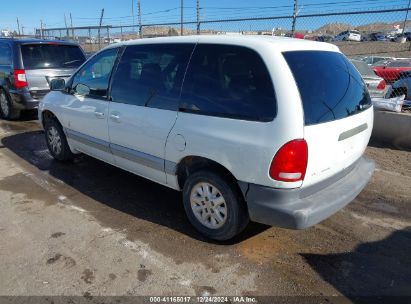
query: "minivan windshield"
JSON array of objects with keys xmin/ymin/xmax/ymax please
[
  {"xmin": 21, "ymin": 44, "xmax": 86, "ymax": 69},
  {"xmin": 283, "ymin": 51, "xmax": 371, "ymax": 125}
]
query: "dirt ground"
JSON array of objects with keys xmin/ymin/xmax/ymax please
[
  {"xmin": 335, "ymin": 40, "xmax": 411, "ymax": 58},
  {"xmin": 0, "ymin": 118, "xmax": 410, "ymax": 303}
]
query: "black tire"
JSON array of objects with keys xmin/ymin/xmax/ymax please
[
  {"xmin": 0, "ymin": 90, "xmax": 21, "ymax": 120},
  {"xmin": 44, "ymin": 118, "xmax": 74, "ymax": 162},
  {"xmin": 182, "ymin": 170, "xmax": 249, "ymax": 241}
]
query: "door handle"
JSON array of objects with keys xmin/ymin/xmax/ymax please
[
  {"xmin": 110, "ymin": 113, "xmax": 121, "ymax": 122},
  {"xmin": 94, "ymin": 111, "xmax": 105, "ymax": 119}
]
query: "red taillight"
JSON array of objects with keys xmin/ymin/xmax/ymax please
[
  {"xmin": 13, "ymin": 69, "xmax": 28, "ymax": 89},
  {"xmin": 376, "ymin": 79, "xmax": 386, "ymax": 90},
  {"xmin": 269, "ymin": 139, "xmax": 308, "ymax": 182}
]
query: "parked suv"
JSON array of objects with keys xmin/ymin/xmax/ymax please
[
  {"xmin": 38, "ymin": 36, "xmax": 375, "ymax": 240},
  {"xmin": 0, "ymin": 38, "xmax": 86, "ymax": 119}
]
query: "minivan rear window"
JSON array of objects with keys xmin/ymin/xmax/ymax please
[
  {"xmin": 21, "ymin": 44, "xmax": 86, "ymax": 69},
  {"xmin": 283, "ymin": 51, "xmax": 371, "ymax": 125}
]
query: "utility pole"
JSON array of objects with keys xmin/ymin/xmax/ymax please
[
  {"xmin": 70, "ymin": 13, "xmax": 74, "ymax": 39},
  {"xmin": 132, "ymin": 0, "xmax": 135, "ymax": 33},
  {"xmin": 196, "ymin": 0, "xmax": 200, "ymax": 34},
  {"xmin": 64, "ymin": 14, "xmax": 69, "ymax": 38},
  {"xmin": 138, "ymin": 0, "xmax": 142, "ymax": 38},
  {"xmin": 403, "ymin": 0, "xmax": 411, "ymax": 34},
  {"xmin": 21, "ymin": 26, "xmax": 25, "ymax": 36},
  {"xmin": 98, "ymin": 8, "xmax": 105, "ymax": 50},
  {"xmin": 404, "ymin": 0, "xmax": 411, "ymax": 50},
  {"xmin": 291, "ymin": 0, "xmax": 298, "ymax": 34},
  {"xmin": 16, "ymin": 17, "xmax": 21, "ymax": 36},
  {"xmin": 40, "ymin": 20, "xmax": 44, "ymax": 39},
  {"xmin": 181, "ymin": 0, "xmax": 183, "ymax": 36}
]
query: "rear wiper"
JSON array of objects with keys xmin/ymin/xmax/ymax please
[{"xmin": 62, "ymin": 59, "xmax": 82, "ymax": 66}]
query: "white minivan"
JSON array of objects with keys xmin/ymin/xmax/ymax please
[{"xmin": 39, "ymin": 35, "xmax": 375, "ymax": 240}]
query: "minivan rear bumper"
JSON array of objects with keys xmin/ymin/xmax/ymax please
[{"xmin": 240, "ymin": 156, "xmax": 375, "ymax": 229}]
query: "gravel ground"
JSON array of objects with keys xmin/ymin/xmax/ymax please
[{"xmin": 0, "ymin": 118, "xmax": 410, "ymax": 303}]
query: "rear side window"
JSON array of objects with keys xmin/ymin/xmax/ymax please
[
  {"xmin": 21, "ymin": 44, "xmax": 85, "ymax": 69},
  {"xmin": 110, "ymin": 43, "xmax": 194, "ymax": 111},
  {"xmin": 0, "ymin": 43, "xmax": 12, "ymax": 65},
  {"xmin": 283, "ymin": 51, "xmax": 371, "ymax": 125},
  {"xmin": 180, "ymin": 44, "xmax": 276, "ymax": 121}
]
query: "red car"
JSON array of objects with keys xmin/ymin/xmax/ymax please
[
  {"xmin": 285, "ymin": 32, "xmax": 305, "ymax": 39},
  {"xmin": 372, "ymin": 60, "xmax": 411, "ymax": 82}
]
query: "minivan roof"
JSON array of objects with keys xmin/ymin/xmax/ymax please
[{"xmin": 104, "ymin": 35, "xmax": 340, "ymax": 53}]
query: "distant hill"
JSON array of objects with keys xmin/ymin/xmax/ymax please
[
  {"xmin": 315, "ymin": 23, "xmax": 353, "ymax": 34},
  {"xmin": 315, "ymin": 20, "xmax": 411, "ymax": 34}
]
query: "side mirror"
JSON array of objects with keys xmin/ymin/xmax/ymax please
[
  {"xmin": 50, "ymin": 78, "xmax": 66, "ymax": 91},
  {"xmin": 74, "ymin": 83, "xmax": 90, "ymax": 96}
]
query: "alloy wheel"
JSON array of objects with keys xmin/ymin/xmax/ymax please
[{"xmin": 47, "ymin": 126, "xmax": 62, "ymax": 155}]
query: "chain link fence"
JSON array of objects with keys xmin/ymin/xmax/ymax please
[{"xmin": 35, "ymin": 7, "xmax": 411, "ymax": 110}]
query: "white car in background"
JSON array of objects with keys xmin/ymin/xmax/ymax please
[
  {"xmin": 38, "ymin": 35, "xmax": 375, "ymax": 240},
  {"xmin": 334, "ymin": 30, "xmax": 361, "ymax": 41},
  {"xmin": 350, "ymin": 59, "xmax": 389, "ymax": 98}
]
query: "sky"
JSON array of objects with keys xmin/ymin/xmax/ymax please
[{"xmin": 0, "ymin": 0, "xmax": 409, "ymax": 34}]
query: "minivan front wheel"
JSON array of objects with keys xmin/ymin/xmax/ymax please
[
  {"xmin": 0, "ymin": 91, "xmax": 20, "ymax": 120},
  {"xmin": 183, "ymin": 170, "xmax": 249, "ymax": 241},
  {"xmin": 44, "ymin": 118, "xmax": 74, "ymax": 162}
]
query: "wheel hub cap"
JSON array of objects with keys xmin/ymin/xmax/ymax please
[
  {"xmin": 190, "ymin": 182, "xmax": 227, "ymax": 229},
  {"xmin": 47, "ymin": 126, "xmax": 62, "ymax": 155}
]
